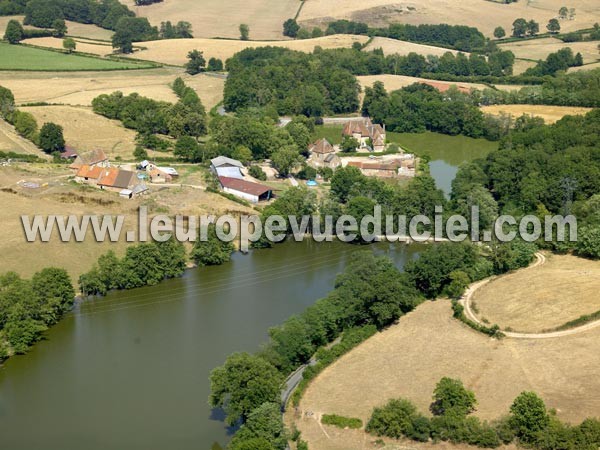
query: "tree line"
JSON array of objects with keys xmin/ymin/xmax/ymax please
[
  {"xmin": 0, "ymin": 268, "xmax": 74, "ymax": 361},
  {"xmin": 368, "ymin": 378, "xmax": 600, "ymax": 449}
]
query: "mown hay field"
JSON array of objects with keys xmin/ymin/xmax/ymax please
[
  {"xmin": 121, "ymin": 0, "xmax": 300, "ymax": 40},
  {"xmin": 0, "ymin": 42, "xmax": 153, "ymax": 71},
  {"xmin": 499, "ymin": 37, "xmax": 600, "ymax": 64},
  {"xmin": 364, "ymin": 36, "xmax": 464, "ymax": 57},
  {"xmin": 0, "ymin": 68, "xmax": 225, "ymax": 110},
  {"xmin": 296, "ymin": 300, "xmax": 600, "ymax": 449},
  {"xmin": 298, "ymin": 0, "xmax": 600, "ymax": 38},
  {"xmin": 480, "ymin": 104, "xmax": 593, "ymax": 124},
  {"xmin": 472, "ymin": 254, "xmax": 600, "ymax": 332},
  {"xmin": 21, "ymin": 37, "xmax": 115, "ymax": 57},
  {"xmin": 20, "ymin": 105, "xmax": 138, "ymax": 159},
  {"xmin": 131, "ymin": 34, "xmax": 369, "ymax": 65},
  {"xmin": 357, "ymin": 74, "xmax": 488, "ymax": 94}
]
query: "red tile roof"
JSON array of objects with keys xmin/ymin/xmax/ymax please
[
  {"xmin": 76, "ymin": 164, "xmax": 103, "ymax": 179},
  {"xmin": 219, "ymin": 176, "xmax": 272, "ymax": 196}
]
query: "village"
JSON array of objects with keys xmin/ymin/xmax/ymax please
[{"xmin": 61, "ymin": 117, "xmax": 417, "ymax": 203}]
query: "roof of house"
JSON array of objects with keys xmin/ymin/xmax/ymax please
[
  {"xmin": 216, "ymin": 166, "xmax": 244, "ymax": 179},
  {"xmin": 148, "ymin": 168, "xmax": 171, "ymax": 179},
  {"xmin": 70, "ymin": 148, "xmax": 107, "ymax": 168},
  {"xmin": 310, "ymin": 138, "xmax": 334, "ymax": 154},
  {"xmin": 61, "ymin": 146, "xmax": 79, "ymax": 159},
  {"xmin": 97, "ymin": 168, "xmax": 136, "ymax": 188},
  {"xmin": 219, "ymin": 176, "xmax": 272, "ymax": 197},
  {"xmin": 76, "ymin": 164, "xmax": 103, "ymax": 179},
  {"xmin": 211, "ymin": 156, "xmax": 244, "ymax": 169},
  {"xmin": 347, "ymin": 160, "xmax": 400, "ymax": 171},
  {"xmin": 343, "ymin": 119, "xmax": 372, "ymax": 137}
]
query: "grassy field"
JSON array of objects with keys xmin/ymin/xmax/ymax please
[
  {"xmin": 131, "ymin": 34, "xmax": 369, "ymax": 65},
  {"xmin": 295, "ymin": 300, "xmax": 600, "ymax": 450},
  {"xmin": 499, "ymin": 37, "xmax": 600, "ymax": 65},
  {"xmin": 0, "ymin": 118, "xmax": 44, "ymax": 156},
  {"xmin": 121, "ymin": 0, "xmax": 300, "ymax": 40},
  {"xmin": 298, "ymin": 0, "xmax": 600, "ymax": 38},
  {"xmin": 0, "ymin": 43, "xmax": 154, "ymax": 71},
  {"xmin": 481, "ymin": 104, "xmax": 593, "ymax": 124},
  {"xmin": 0, "ymin": 68, "xmax": 224, "ymax": 110},
  {"xmin": 21, "ymin": 37, "xmax": 115, "ymax": 57},
  {"xmin": 364, "ymin": 37, "xmax": 464, "ymax": 57},
  {"xmin": 0, "ymin": 15, "xmax": 112, "ymax": 41},
  {"xmin": 472, "ymin": 254, "xmax": 600, "ymax": 333},
  {"xmin": 20, "ymin": 105, "xmax": 139, "ymax": 160}
]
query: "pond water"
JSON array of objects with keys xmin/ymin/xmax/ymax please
[{"xmin": 0, "ymin": 241, "xmax": 423, "ymax": 449}]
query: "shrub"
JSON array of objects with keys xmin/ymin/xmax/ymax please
[{"xmin": 321, "ymin": 414, "xmax": 362, "ymax": 429}]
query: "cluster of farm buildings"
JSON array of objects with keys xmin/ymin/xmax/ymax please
[{"xmin": 67, "ymin": 117, "xmax": 415, "ymax": 203}]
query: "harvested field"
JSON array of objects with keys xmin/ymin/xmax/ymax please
[
  {"xmin": 121, "ymin": 0, "xmax": 300, "ymax": 40},
  {"xmin": 569, "ymin": 61, "xmax": 600, "ymax": 73},
  {"xmin": 296, "ymin": 300, "xmax": 600, "ymax": 449},
  {"xmin": 0, "ymin": 69, "xmax": 225, "ymax": 110},
  {"xmin": 357, "ymin": 74, "xmax": 488, "ymax": 93},
  {"xmin": 132, "ymin": 34, "xmax": 369, "ymax": 65},
  {"xmin": 363, "ymin": 36, "xmax": 463, "ymax": 57},
  {"xmin": 481, "ymin": 104, "xmax": 593, "ymax": 123},
  {"xmin": 512, "ymin": 58, "xmax": 538, "ymax": 75},
  {"xmin": 499, "ymin": 37, "xmax": 600, "ymax": 64},
  {"xmin": 298, "ymin": 0, "xmax": 600, "ymax": 38},
  {"xmin": 20, "ymin": 105, "xmax": 138, "ymax": 159},
  {"xmin": 472, "ymin": 254, "xmax": 600, "ymax": 332}
]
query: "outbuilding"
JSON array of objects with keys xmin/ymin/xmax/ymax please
[{"xmin": 218, "ymin": 176, "xmax": 273, "ymax": 203}]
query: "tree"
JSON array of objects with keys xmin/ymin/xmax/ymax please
[
  {"xmin": 493, "ymin": 26, "xmax": 506, "ymax": 39},
  {"xmin": 207, "ymin": 57, "xmax": 223, "ymax": 71},
  {"xmin": 512, "ymin": 18, "xmax": 528, "ymax": 37},
  {"xmin": 52, "ymin": 18, "xmax": 67, "ymax": 37},
  {"xmin": 112, "ymin": 27, "xmax": 133, "ymax": 53},
  {"xmin": 559, "ymin": 6, "xmax": 569, "ymax": 19},
  {"xmin": 185, "ymin": 49, "xmax": 206, "ymax": 75},
  {"xmin": 38, "ymin": 122, "xmax": 65, "ymax": 153},
  {"xmin": 191, "ymin": 223, "xmax": 234, "ymax": 266},
  {"xmin": 229, "ymin": 402, "xmax": 287, "ymax": 450},
  {"xmin": 13, "ymin": 111, "xmax": 38, "ymax": 140},
  {"xmin": 249, "ymin": 165, "xmax": 267, "ymax": 181},
  {"xmin": 340, "ymin": 135, "xmax": 359, "ymax": 152},
  {"xmin": 431, "ymin": 377, "xmax": 477, "ymax": 417},
  {"xmin": 576, "ymin": 226, "xmax": 600, "ymax": 259},
  {"xmin": 330, "ymin": 165, "xmax": 364, "ymax": 203},
  {"xmin": 31, "ymin": 267, "xmax": 74, "ymax": 324},
  {"xmin": 527, "ymin": 20, "xmax": 540, "ymax": 36},
  {"xmin": 510, "ymin": 392, "xmax": 549, "ymax": 443},
  {"xmin": 209, "ymin": 352, "xmax": 283, "ymax": 426},
  {"xmin": 547, "ymin": 18, "xmax": 561, "ymax": 33},
  {"xmin": 63, "ymin": 37, "xmax": 76, "ymax": 53},
  {"xmin": 174, "ymin": 135, "xmax": 199, "ymax": 161},
  {"xmin": 271, "ymin": 145, "xmax": 301, "ymax": 177},
  {"xmin": 446, "ymin": 271, "xmax": 470, "ymax": 299},
  {"xmin": 283, "ymin": 18, "xmax": 300, "ymax": 38},
  {"xmin": 239, "ymin": 23, "xmax": 250, "ymax": 41},
  {"xmin": 4, "ymin": 19, "xmax": 24, "ymax": 44}
]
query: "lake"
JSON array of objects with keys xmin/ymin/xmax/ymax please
[{"xmin": 0, "ymin": 241, "xmax": 423, "ymax": 449}]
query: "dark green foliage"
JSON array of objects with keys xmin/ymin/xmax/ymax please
[
  {"xmin": 431, "ymin": 377, "xmax": 477, "ymax": 417},
  {"xmin": 209, "ymin": 352, "xmax": 284, "ymax": 426},
  {"xmin": 367, "ymin": 398, "xmax": 430, "ymax": 441},
  {"xmin": 249, "ymin": 165, "xmax": 267, "ymax": 181},
  {"xmin": 282, "ymin": 18, "xmax": 300, "ymax": 38},
  {"xmin": 38, "ymin": 122, "xmax": 65, "ymax": 153},
  {"xmin": 510, "ymin": 392, "xmax": 550, "ymax": 444},
  {"xmin": 575, "ymin": 226, "xmax": 600, "ymax": 259},
  {"xmin": 185, "ymin": 49, "xmax": 206, "ymax": 75},
  {"xmin": 525, "ymin": 48, "xmax": 581, "ymax": 76},
  {"xmin": 207, "ymin": 57, "xmax": 223, "ymax": 72},
  {"xmin": 229, "ymin": 402, "xmax": 287, "ymax": 450},
  {"xmin": 190, "ymin": 223, "xmax": 235, "ymax": 266},
  {"xmin": 174, "ymin": 136, "xmax": 200, "ymax": 161},
  {"xmin": 159, "ymin": 20, "xmax": 192, "ymax": 39},
  {"xmin": 3, "ymin": 18, "xmax": 23, "ymax": 43},
  {"xmin": 13, "ymin": 110, "xmax": 38, "ymax": 141},
  {"xmin": 112, "ymin": 16, "xmax": 157, "ymax": 53}
]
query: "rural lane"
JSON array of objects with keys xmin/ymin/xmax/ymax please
[{"xmin": 461, "ymin": 252, "xmax": 600, "ymax": 339}]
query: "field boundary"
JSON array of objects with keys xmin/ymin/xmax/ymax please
[{"xmin": 461, "ymin": 252, "xmax": 600, "ymax": 339}]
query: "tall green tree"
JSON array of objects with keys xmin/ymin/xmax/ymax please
[
  {"xmin": 512, "ymin": 18, "xmax": 528, "ymax": 37},
  {"xmin": 185, "ymin": 49, "xmax": 206, "ymax": 75},
  {"xmin": 239, "ymin": 23, "xmax": 250, "ymax": 41},
  {"xmin": 431, "ymin": 377, "xmax": 477, "ymax": 417},
  {"xmin": 191, "ymin": 223, "xmax": 235, "ymax": 266},
  {"xmin": 282, "ymin": 18, "xmax": 300, "ymax": 38},
  {"xmin": 509, "ymin": 392, "xmax": 549, "ymax": 444},
  {"xmin": 493, "ymin": 26, "xmax": 506, "ymax": 39},
  {"xmin": 3, "ymin": 19, "xmax": 24, "ymax": 44},
  {"xmin": 38, "ymin": 122, "xmax": 65, "ymax": 153},
  {"xmin": 52, "ymin": 18, "xmax": 67, "ymax": 37}
]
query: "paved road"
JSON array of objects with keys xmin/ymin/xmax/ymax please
[
  {"xmin": 461, "ymin": 252, "xmax": 600, "ymax": 339},
  {"xmin": 281, "ymin": 358, "xmax": 316, "ymax": 410}
]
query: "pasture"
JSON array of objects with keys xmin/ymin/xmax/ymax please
[
  {"xmin": 0, "ymin": 15, "xmax": 112, "ymax": 41},
  {"xmin": 0, "ymin": 68, "xmax": 225, "ymax": 110},
  {"xmin": 130, "ymin": 34, "xmax": 369, "ymax": 65},
  {"xmin": 480, "ymin": 104, "xmax": 593, "ymax": 124},
  {"xmin": 121, "ymin": 0, "xmax": 300, "ymax": 40},
  {"xmin": 499, "ymin": 37, "xmax": 600, "ymax": 65},
  {"xmin": 296, "ymin": 300, "xmax": 600, "ymax": 449},
  {"xmin": 21, "ymin": 37, "xmax": 115, "ymax": 57},
  {"xmin": 471, "ymin": 254, "xmax": 600, "ymax": 333},
  {"xmin": 0, "ymin": 43, "xmax": 154, "ymax": 71},
  {"xmin": 364, "ymin": 36, "xmax": 464, "ymax": 57},
  {"xmin": 298, "ymin": 0, "xmax": 600, "ymax": 38}
]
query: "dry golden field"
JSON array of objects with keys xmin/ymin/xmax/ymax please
[
  {"xmin": 357, "ymin": 74, "xmax": 488, "ymax": 93},
  {"xmin": 480, "ymin": 104, "xmax": 593, "ymax": 123},
  {"xmin": 20, "ymin": 105, "xmax": 138, "ymax": 159},
  {"xmin": 0, "ymin": 68, "xmax": 225, "ymax": 110},
  {"xmin": 0, "ymin": 119, "xmax": 44, "ymax": 156},
  {"xmin": 298, "ymin": 0, "xmax": 600, "ymax": 38},
  {"xmin": 511, "ymin": 59, "xmax": 538, "ymax": 75},
  {"xmin": 296, "ymin": 300, "xmax": 600, "ymax": 449},
  {"xmin": 364, "ymin": 37, "xmax": 463, "ymax": 57},
  {"xmin": 0, "ymin": 15, "xmax": 113, "ymax": 41},
  {"xmin": 21, "ymin": 37, "xmax": 115, "ymax": 56},
  {"xmin": 131, "ymin": 34, "xmax": 369, "ymax": 65},
  {"xmin": 0, "ymin": 165, "xmax": 255, "ymax": 281},
  {"xmin": 121, "ymin": 0, "xmax": 300, "ymax": 40},
  {"xmin": 499, "ymin": 37, "xmax": 600, "ymax": 64},
  {"xmin": 471, "ymin": 254, "xmax": 600, "ymax": 332}
]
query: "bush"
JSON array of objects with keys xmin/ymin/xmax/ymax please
[
  {"xmin": 249, "ymin": 165, "xmax": 267, "ymax": 181},
  {"xmin": 321, "ymin": 414, "xmax": 362, "ymax": 429}
]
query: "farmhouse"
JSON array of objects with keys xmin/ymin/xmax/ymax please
[
  {"xmin": 60, "ymin": 146, "xmax": 79, "ymax": 160},
  {"xmin": 218, "ymin": 176, "xmax": 273, "ymax": 203},
  {"xmin": 342, "ymin": 118, "xmax": 386, "ymax": 152},
  {"xmin": 69, "ymin": 148, "xmax": 108, "ymax": 171},
  {"xmin": 307, "ymin": 138, "xmax": 342, "ymax": 169},
  {"xmin": 97, "ymin": 167, "xmax": 137, "ymax": 192},
  {"xmin": 210, "ymin": 156, "xmax": 244, "ymax": 179},
  {"xmin": 347, "ymin": 157, "xmax": 416, "ymax": 178},
  {"xmin": 75, "ymin": 164, "xmax": 104, "ymax": 185}
]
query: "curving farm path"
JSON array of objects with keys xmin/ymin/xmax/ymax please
[{"xmin": 460, "ymin": 252, "xmax": 600, "ymax": 339}]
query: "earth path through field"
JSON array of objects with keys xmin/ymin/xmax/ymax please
[{"xmin": 461, "ymin": 252, "xmax": 600, "ymax": 339}]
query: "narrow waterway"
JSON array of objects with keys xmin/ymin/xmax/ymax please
[{"xmin": 0, "ymin": 241, "xmax": 423, "ymax": 449}]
